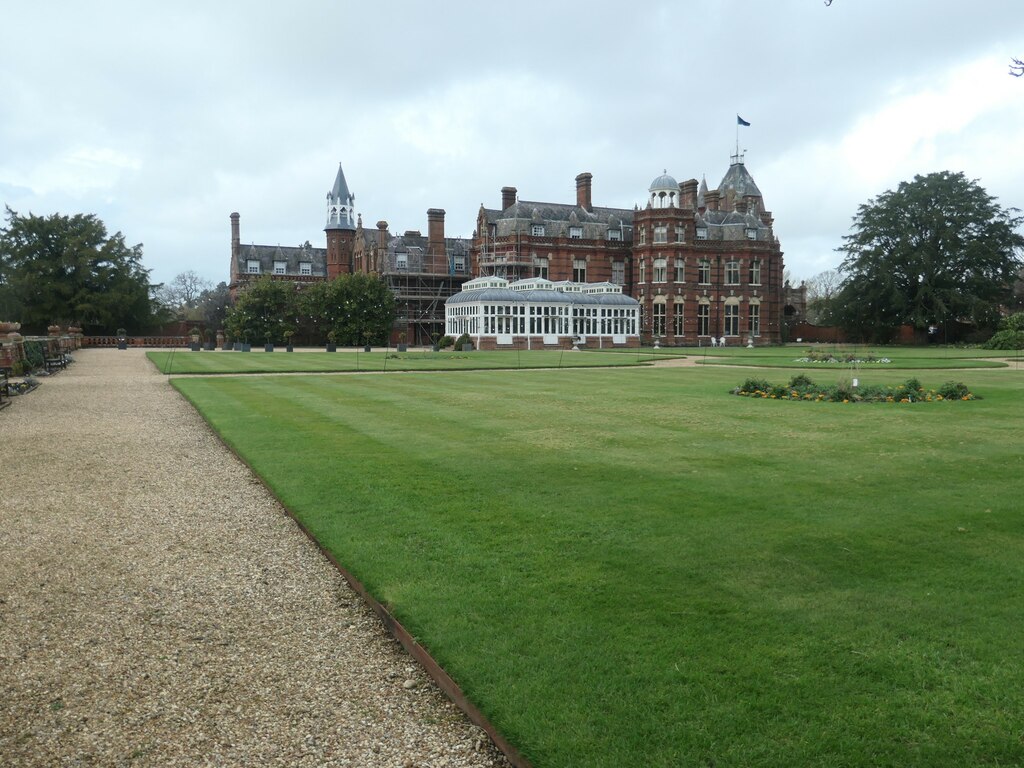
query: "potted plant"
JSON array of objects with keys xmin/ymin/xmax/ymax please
[
  {"xmin": 264, "ymin": 332, "xmax": 274, "ymax": 352},
  {"xmin": 431, "ymin": 332, "xmax": 440, "ymax": 352},
  {"xmin": 203, "ymin": 329, "xmax": 215, "ymax": 351},
  {"xmin": 189, "ymin": 328, "xmax": 201, "ymax": 352},
  {"xmin": 326, "ymin": 330, "xmax": 337, "ymax": 352},
  {"xmin": 217, "ymin": 329, "xmax": 226, "ymax": 349},
  {"xmin": 284, "ymin": 329, "xmax": 295, "ymax": 352},
  {"xmin": 363, "ymin": 331, "xmax": 371, "ymax": 353},
  {"xmin": 455, "ymin": 333, "xmax": 474, "ymax": 352},
  {"xmin": 116, "ymin": 327, "xmax": 127, "ymax": 350},
  {"xmin": 397, "ymin": 331, "xmax": 407, "ymax": 353}
]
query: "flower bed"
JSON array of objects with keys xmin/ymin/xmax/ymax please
[
  {"xmin": 794, "ymin": 349, "xmax": 891, "ymax": 364},
  {"xmin": 732, "ymin": 374, "xmax": 979, "ymax": 403}
]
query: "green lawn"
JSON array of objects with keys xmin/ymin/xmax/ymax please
[
  {"xmin": 173, "ymin": 363, "xmax": 1024, "ymax": 767},
  {"xmin": 147, "ymin": 348, "xmax": 678, "ymax": 374}
]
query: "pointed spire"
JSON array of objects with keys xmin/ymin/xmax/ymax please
[
  {"xmin": 697, "ymin": 176, "xmax": 708, "ymax": 209},
  {"xmin": 326, "ymin": 162, "xmax": 356, "ymax": 231}
]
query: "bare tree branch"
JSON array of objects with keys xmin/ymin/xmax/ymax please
[{"xmin": 1011, "ymin": 58, "xmax": 1024, "ymax": 77}]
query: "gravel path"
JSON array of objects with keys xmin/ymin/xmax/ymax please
[{"xmin": 0, "ymin": 349, "xmax": 509, "ymax": 768}]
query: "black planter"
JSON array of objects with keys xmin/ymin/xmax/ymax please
[
  {"xmin": 190, "ymin": 342, "xmax": 200, "ymax": 351},
  {"xmin": 363, "ymin": 345, "xmax": 371, "ymax": 352},
  {"xmin": 397, "ymin": 344, "xmax": 407, "ymax": 352},
  {"xmin": 203, "ymin": 342, "xmax": 215, "ymax": 351},
  {"xmin": 326, "ymin": 344, "xmax": 336, "ymax": 352},
  {"xmin": 222, "ymin": 343, "xmax": 231, "ymax": 351},
  {"xmin": 462, "ymin": 343, "xmax": 473, "ymax": 352},
  {"xmin": 432, "ymin": 345, "xmax": 440, "ymax": 352},
  {"xmin": 241, "ymin": 343, "xmax": 251, "ymax": 352},
  {"xmin": 286, "ymin": 345, "xmax": 294, "ymax": 353},
  {"xmin": 264, "ymin": 343, "xmax": 274, "ymax": 352},
  {"xmin": 117, "ymin": 341, "xmax": 127, "ymax": 350}
]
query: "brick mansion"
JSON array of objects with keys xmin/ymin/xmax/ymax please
[{"xmin": 230, "ymin": 154, "xmax": 790, "ymax": 347}]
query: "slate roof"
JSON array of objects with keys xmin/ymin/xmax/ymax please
[
  {"xmin": 237, "ymin": 243, "xmax": 327, "ymax": 277},
  {"xmin": 481, "ymin": 200, "xmax": 634, "ymax": 241}
]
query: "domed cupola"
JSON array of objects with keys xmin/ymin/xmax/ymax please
[{"xmin": 648, "ymin": 170, "xmax": 679, "ymax": 209}]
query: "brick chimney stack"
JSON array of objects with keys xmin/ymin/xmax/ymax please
[
  {"xmin": 230, "ymin": 212, "xmax": 240, "ymax": 258},
  {"xmin": 501, "ymin": 186, "xmax": 517, "ymax": 211},
  {"xmin": 705, "ymin": 189, "xmax": 721, "ymax": 211},
  {"xmin": 680, "ymin": 180, "xmax": 699, "ymax": 209},
  {"xmin": 575, "ymin": 172, "xmax": 593, "ymax": 212},
  {"xmin": 376, "ymin": 221, "xmax": 388, "ymax": 249},
  {"xmin": 427, "ymin": 208, "xmax": 446, "ymax": 258}
]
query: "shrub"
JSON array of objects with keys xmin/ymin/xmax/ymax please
[
  {"xmin": 454, "ymin": 333, "xmax": 473, "ymax": 350},
  {"xmin": 983, "ymin": 329, "xmax": 1024, "ymax": 350},
  {"xmin": 438, "ymin": 335, "xmax": 455, "ymax": 348},
  {"xmin": 1002, "ymin": 312, "xmax": 1024, "ymax": 332},
  {"xmin": 23, "ymin": 340, "xmax": 45, "ymax": 371},
  {"xmin": 788, "ymin": 373, "xmax": 815, "ymax": 389},
  {"xmin": 903, "ymin": 377, "xmax": 923, "ymax": 392},
  {"xmin": 737, "ymin": 377, "xmax": 771, "ymax": 394},
  {"xmin": 937, "ymin": 381, "xmax": 974, "ymax": 400}
]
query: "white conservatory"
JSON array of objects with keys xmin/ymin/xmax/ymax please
[{"xmin": 444, "ymin": 276, "xmax": 640, "ymax": 350}]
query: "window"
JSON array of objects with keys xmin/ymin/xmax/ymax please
[
  {"xmin": 748, "ymin": 260, "xmax": 761, "ymax": 285},
  {"xmin": 725, "ymin": 302, "xmax": 739, "ymax": 336},
  {"xmin": 534, "ymin": 257, "xmax": 549, "ymax": 280},
  {"xmin": 573, "ymin": 258, "xmax": 586, "ymax": 283},
  {"xmin": 607, "ymin": 228, "xmax": 622, "ymax": 241},
  {"xmin": 653, "ymin": 258, "xmax": 667, "ymax": 283},
  {"xmin": 674, "ymin": 260, "xmax": 685, "ymax": 283},
  {"xmin": 639, "ymin": 259, "xmax": 646, "ymax": 284},
  {"xmin": 698, "ymin": 301, "xmax": 710, "ymax": 336},
  {"xmin": 531, "ymin": 224, "xmax": 545, "ymax": 236},
  {"xmin": 653, "ymin": 300, "xmax": 666, "ymax": 337},
  {"xmin": 396, "ymin": 253, "xmax": 408, "ymax": 270},
  {"xmin": 454, "ymin": 255, "xmax": 466, "ymax": 272},
  {"xmin": 639, "ymin": 228, "xmax": 646, "ymax": 245},
  {"xmin": 725, "ymin": 261, "xmax": 740, "ymax": 285},
  {"xmin": 673, "ymin": 300, "xmax": 684, "ymax": 337},
  {"xmin": 748, "ymin": 303, "xmax": 761, "ymax": 336},
  {"xmin": 675, "ymin": 226, "xmax": 685, "ymax": 243},
  {"xmin": 653, "ymin": 225, "xmax": 668, "ymax": 244},
  {"xmin": 746, "ymin": 228, "xmax": 758, "ymax": 240},
  {"xmin": 273, "ymin": 260, "xmax": 286, "ymax": 275},
  {"xmin": 246, "ymin": 260, "xmax": 260, "ymax": 274},
  {"xmin": 611, "ymin": 261, "xmax": 625, "ymax": 285},
  {"xmin": 696, "ymin": 226, "xmax": 708, "ymax": 240},
  {"xmin": 299, "ymin": 262, "xmax": 312, "ymax": 276},
  {"xmin": 698, "ymin": 259, "xmax": 710, "ymax": 284},
  {"xmin": 569, "ymin": 226, "xmax": 583, "ymax": 239}
]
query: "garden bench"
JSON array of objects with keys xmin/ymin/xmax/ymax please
[{"xmin": 44, "ymin": 354, "xmax": 67, "ymax": 373}]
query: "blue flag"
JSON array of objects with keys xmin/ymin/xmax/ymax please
[{"xmin": 737, "ymin": 115, "xmax": 751, "ymax": 126}]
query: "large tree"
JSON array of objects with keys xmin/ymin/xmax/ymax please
[
  {"xmin": 224, "ymin": 276, "xmax": 296, "ymax": 344},
  {"xmin": 835, "ymin": 171, "xmax": 1024, "ymax": 342},
  {"xmin": 0, "ymin": 207, "xmax": 159, "ymax": 334},
  {"xmin": 804, "ymin": 268, "xmax": 844, "ymax": 325}
]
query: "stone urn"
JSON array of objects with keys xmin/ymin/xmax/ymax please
[
  {"xmin": 48, "ymin": 325, "xmax": 62, "ymax": 336},
  {"xmin": 0, "ymin": 321, "xmax": 20, "ymax": 334}
]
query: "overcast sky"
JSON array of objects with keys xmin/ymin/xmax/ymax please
[{"xmin": 2, "ymin": 0, "xmax": 1023, "ymax": 289}]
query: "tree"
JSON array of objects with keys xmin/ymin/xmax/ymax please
[
  {"xmin": 1011, "ymin": 58, "xmax": 1023, "ymax": 77},
  {"xmin": 835, "ymin": 172, "xmax": 1024, "ymax": 342},
  {"xmin": 0, "ymin": 207, "xmax": 159, "ymax": 334},
  {"xmin": 301, "ymin": 273, "xmax": 396, "ymax": 345},
  {"xmin": 156, "ymin": 270, "xmax": 213, "ymax": 318},
  {"xmin": 804, "ymin": 268, "xmax": 844, "ymax": 325},
  {"xmin": 225, "ymin": 276, "xmax": 296, "ymax": 344},
  {"xmin": 196, "ymin": 282, "xmax": 232, "ymax": 330}
]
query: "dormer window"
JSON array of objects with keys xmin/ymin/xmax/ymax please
[
  {"xmin": 246, "ymin": 260, "xmax": 261, "ymax": 274},
  {"xmin": 531, "ymin": 224, "xmax": 545, "ymax": 236},
  {"xmin": 696, "ymin": 227, "xmax": 708, "ymax": 241},
  {"xmin": 273, "ymin": 261, "xmax": 286, "ymax": 275},
  {"xmin": 607, "ymin": 228, "xmax": 622, "ymax": 241},
  {"xmin": 299, "ymin": 262, "xmax": 312, "ymax": 276},
  {"xmin": 746, "ymin": 228, "xmax": 758, "ymax": 240},
  {"xmin": 569, "ymin": 226, "xmax": 583, "ymax": 239}
]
